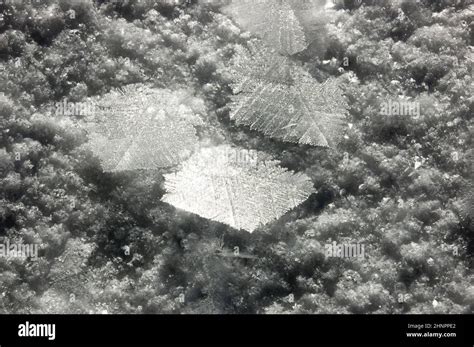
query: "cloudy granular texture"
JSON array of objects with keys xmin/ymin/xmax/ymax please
[{"xmin": 0, "ymin": 0, "xmax": 472, "ymax": 314}]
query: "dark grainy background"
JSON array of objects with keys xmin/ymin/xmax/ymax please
[{"xmin": 0, "ymin": 0, "xmax": 472, "ymax": 314}]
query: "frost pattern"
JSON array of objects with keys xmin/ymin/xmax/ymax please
[
  {"xmin": 222, "ymin": 0, "xmax": 322, "ymax": 55},
  {"xmin": 84, "ymin": 85, "xmax": 203, "ymax": 172},
  {"xmin": 227, "ymin": 44, "xmax": 348, "ymax": 147},
  {"xmin": 162, "ymin": 145, "xmax": 315, "ymax": 232}
]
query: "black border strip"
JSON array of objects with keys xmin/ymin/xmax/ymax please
[{"xmin": 0, "ymin": 314, "xmax": 472, "ymax": 345}]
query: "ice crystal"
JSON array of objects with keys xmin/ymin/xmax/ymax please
[
  {"xmin": 84, "ymin": 85, "xmax": 203, "ymax": 172},
  {"xmin": 162, "ymin": 145, "xmax": 315, "ymax": 232},
  {"xmin": 223, "ymin": 0, "xmax": 324, "ymax": 55},
  {"xmin": 227, "ymin": 44, "xmax": 348, "ymax": 147}
]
